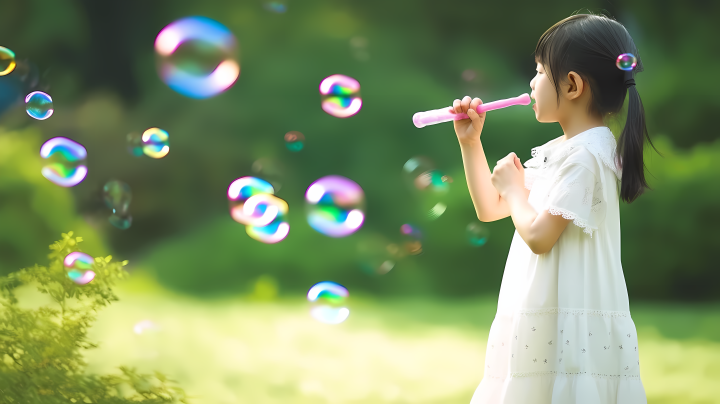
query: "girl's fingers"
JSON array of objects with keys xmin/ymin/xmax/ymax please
[
  {"xmin": 469, "ymin": 97, "xmax": 482, "ymax": 111},
  {"xmin": 461, "ymin": 96, "xmax": 472, "ymax": 112},
  {"xmin": 453, "ymin": 99, "xmax": 461, "ymax": 114}
]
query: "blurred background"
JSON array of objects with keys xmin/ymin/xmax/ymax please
[{"xmin": 1, "ymin": 0, "xmax": 719, "ymax": 403}]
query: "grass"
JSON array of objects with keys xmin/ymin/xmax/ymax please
[{"xmin": 77, "ymin": 272, "xmax": 720, "ymax": 404}]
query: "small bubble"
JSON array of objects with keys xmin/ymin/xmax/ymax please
[
  {"xmin": 284, "ymin": 131, "xmax": 305, "ymax": 152},
  {"xmin": 103, "ymin": 180, "xmax": 132, "ymax": 214},
  {"xmin": 142, "ymin": 128, "xmax": 169, "ymax": 158},
  {"xmin": 108, "ymin": 211, "xmax": 132, "ymax": 230},
  {"xmin": 63, "ymin": 252, "xmax": 96, "ymax": 285},
  {"xmin": 466, "ymin": 222, "xmax": 489, "ymax": 247},
  {"xmin": 25, "ymin": 91, "xmax": 54, "ymax": 120},
  {"xmin": 616, "ymin": 53, "xmax": 637, "ymax": 71},
  {"xmin": 0, "ymin": 46, "xmax": 16, "ymax": 76},
  {"xmin": 319, "ymin": 74, "xmax": 362, "ymax": 118},
  {"xmin": 307, "ymin": 282, "xmax": 350, "ymax": 324}
]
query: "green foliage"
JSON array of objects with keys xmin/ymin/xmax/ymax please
[{"xmin": 0, "ymin": 232, "xmax": 186, "ymax": 404}]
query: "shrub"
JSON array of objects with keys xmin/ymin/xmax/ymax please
[{"xmin": 0, "ymin": 232, "xmax": 187, "ymax": 403}]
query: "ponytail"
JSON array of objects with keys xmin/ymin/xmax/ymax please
[{"xmin": 617, "ymin": 84, "xmax": 657, "ymax": 203}]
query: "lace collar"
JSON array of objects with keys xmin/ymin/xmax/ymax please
[{"xmin": 524, "ymin": 126, "xmax": 621, "ymax": 180}]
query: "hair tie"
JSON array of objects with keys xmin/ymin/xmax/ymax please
[{"xmin": 624, "ymin": 71, "xmax": 635, "ymax": 88}]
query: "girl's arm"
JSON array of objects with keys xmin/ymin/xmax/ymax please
[
  {"xmin": 454, "ymin": 96, "xmax": 529, "ymax": 222},
  {"xmin": 492, "ymin": 154, "xmax": 570, "ymax": 254}
]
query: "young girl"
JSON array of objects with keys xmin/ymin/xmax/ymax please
[{"xmin": 454, "ymin": 14, "xmax": 653, "ymax": 403}]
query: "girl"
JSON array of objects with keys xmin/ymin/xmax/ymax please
[{"xmin": 454, "ymin": 14, "xmax": 653, "ymax": 404}]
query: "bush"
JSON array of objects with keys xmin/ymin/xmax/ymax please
[{"xmin": 0, "ymin": 232, "xmax": 186, "ymax": 403}]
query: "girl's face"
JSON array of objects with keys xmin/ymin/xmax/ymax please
[{"xmin": 529, "ymin": 63, "xmax": 558, "ymax": 123}]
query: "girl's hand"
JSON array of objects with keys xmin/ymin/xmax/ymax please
[
  {"xmin": 491, "ymin": 152, "xmax": 525, "ymax": 199},
  {"xmin": 453, "ymin": 96, "xmax": 486, "ymax": 145}
]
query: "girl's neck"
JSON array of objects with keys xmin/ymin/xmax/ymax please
[{"xmin": 559, "ymin": 113, "xmax": 605, "ymax": 142}]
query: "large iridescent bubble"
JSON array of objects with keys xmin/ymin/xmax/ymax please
[
  {"xmin": 63, "ymin": 252, "xmax": 95, "ymax": 285},
  {"xmin": 40, "ymin": 137, "xmax": 87, "ymax": 187},
  {"xmin": 25, "ymin": 91, "xmax": 54, "ymax": 120},
  {"xmin": 305, "ymin": 175, "xmax": 365, "ymax": 237},
  {"xmin": 155, "ymin": 16, "xmax": 239, "ymax": 99},
  {"xmin": 319, "ymin": 74, "xmax": 362, "ymax": 118},
  {"xmin": 0, "ymin": 46, "xmax": 16, "ymax": 76},
  {"xmin": 307, "ymin": 281, "xmax": 350, "ymax": 324}
]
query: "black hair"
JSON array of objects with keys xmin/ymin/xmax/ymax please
[{"xmin": 534, "ymin": 13, "xmax": 657, "ymax": 203}]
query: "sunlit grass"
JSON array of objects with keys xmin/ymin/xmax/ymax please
[{"xmin": 82, "ymin": 272, "xmax": 720, "ymax": 404}]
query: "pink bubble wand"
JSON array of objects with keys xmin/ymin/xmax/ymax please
[{"xmin": 412, "ymin": 93, "xmax": 531, "ymax": 128}]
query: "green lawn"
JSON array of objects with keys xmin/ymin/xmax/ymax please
[{"xmin": 80, "ymin": 272, "xmax": 720, "ymax": 404}]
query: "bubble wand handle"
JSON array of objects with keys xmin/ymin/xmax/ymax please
[{"xmin": 412, "ymin": 93, "xmax": 531, "ymax": 128}]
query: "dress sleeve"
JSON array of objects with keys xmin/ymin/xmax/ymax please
[{"xmin": 545, "ymin": 163, "xmax": 604, "ymax": 237}]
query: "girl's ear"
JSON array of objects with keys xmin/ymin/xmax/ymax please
[{"xmin": 564, "ymin": 71, "xmax": 585, "ymax": 100}]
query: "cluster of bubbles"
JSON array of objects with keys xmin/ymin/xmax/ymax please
[
  {"xmin": 228, "ymin": 177, "xmax": 290, "ymax": 244},
  {"xmin": 103, "ymin": 180, "xmax": 133, "ymax": 230},
  {"xmin": 155, "ymin": 16, "xmax": 240, "ymax": 99},
  {"xmin": 63, "ymin": 252, "xmax": 96, "ymax": 285},
  {"xmin": 319, "ymin": 74, "xmax": 362, "ymax": 118},
  {"xmin": 615, "ymin": 53, "xmax": 637, "ymax": 71},
  {"xmin": 305, "ymin": 175, "xmax": 365, "ymax": 238},
  {"xmin": 40, "ymin": 137, "xmax": 88, "ymax": 187},
  {"xmin": 307, "ymin": 281, "xmax": 350, "ymax": 324}
]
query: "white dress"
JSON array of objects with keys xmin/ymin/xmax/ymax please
[{"xmin": 470, "ymin": 127, "xmax": 647, "ymax": 404}]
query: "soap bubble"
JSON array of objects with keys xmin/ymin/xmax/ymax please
[
  {"xmin": 246, "ymin": 214, "xmax": 290, "ymax": 244},
  {"xmin": 103, "ymin": 180, "xmax": 132, "ymax": 214},
  {"xmin": 63, "ymin": 252, "xmax": 96, "ymax": 285},
  {"xmin": 0, "ymin": 46, "xmax": 16, "ymax": 76},
  {"xmin": 319, "ymin": 74, "xmax": 362, "ymax": 118},
  {"xmin": 466, "ymin": 222, "xmax": 489, "ymax": 247},
  {"xmin": 403, "ymin": 156, "xmax": 450, "ymax": 194},
  {"xmin": 126, "ymin": 132, "xmax": 144, "ymax": 157},
  {"xmin": 616, "ymin": 53, "xmax": 637, "ymax": 71},
  {"xmin": 228, "ymin": 176, "xmax": 275, "ymax": 224},
  {"xmin": 142, "ymin": 127, "xmax": 170, "ymax": 158},
  {"xmin": 25, "ymin": 91, "xmax": 54, "ymax": 120},
  {"xmin": 237, "ymin": 193, "xmax": 285, "ymax": 227},
  {"xmin": 305, "ymin": 175, "xmax": 365, "ymax": 237},
  {"xmin": 245, "ymin": 194, "xmax": 290, "ymax": 243},
  {"xmin": 109, "ymin": 212, "xmax": 133, "ymax": 230},
  {"xmin": 285, "ymin": 131, "xmax": 305, "ymax": 152},
  {"xmin": 357, "ymin": 238, "xmax": 399, "ymax": 276},
  {"xmin": 263, "ymin": 1, "xmax": 287, "ymax": 12},
  {"xmin": 40, "ymin": 137, "xmax": 88, "ymax": 187},
  {"xmin": 104, "ymin": 180, "xmax": 133, "ymax": 230},
  {"xmin": 307, "ymin": 281, "xmax": 350, "ymax": 324},
  {"xmin": 155, "ymin": 16, "xmax": 239, "ymax": 99}
]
